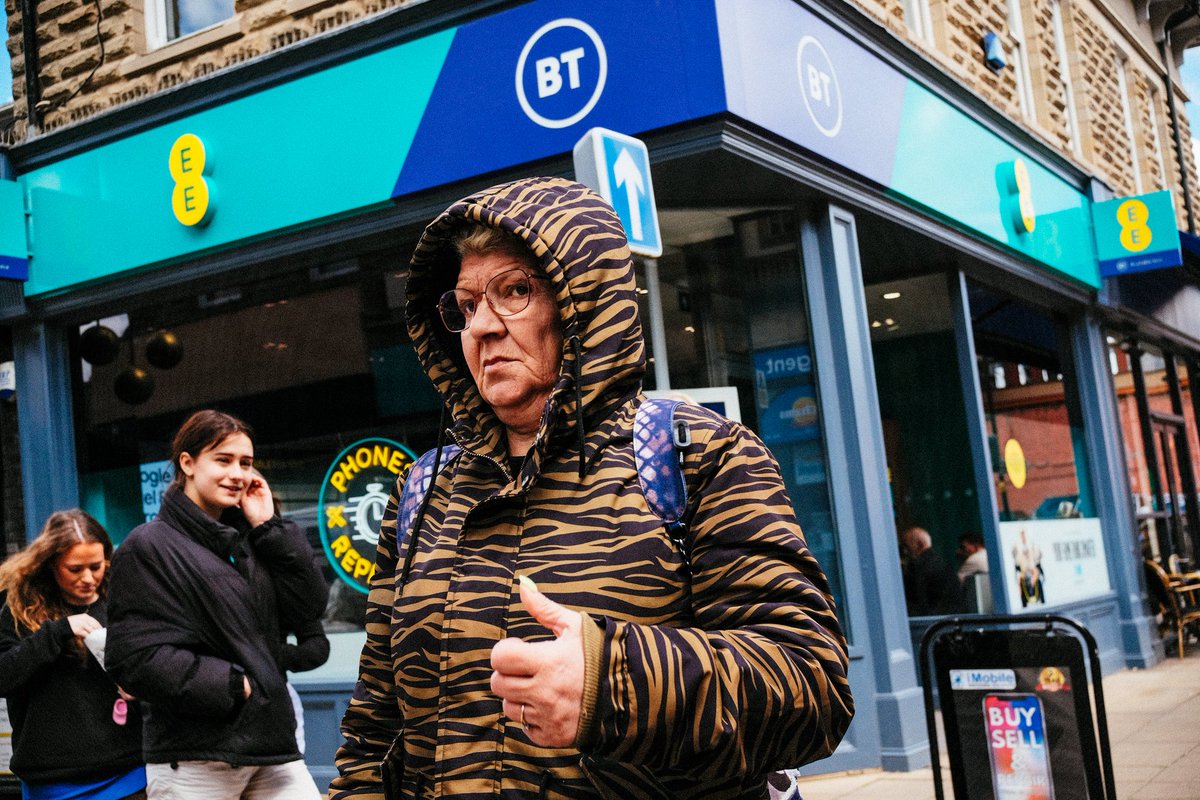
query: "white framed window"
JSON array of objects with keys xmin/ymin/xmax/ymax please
[
  {"xmin": 1116, "ymin": 56, "xmax": 1144, "ymax": 193},
  {"xmin": 145, "ymin": 0, "xmax": 235, "ymax": 49},
  {"xmin": 1050, "ymin": 0, "xmax": 1082, "ymax": 156},
  {"xmin": 904, "ymin": 0, "xmax": 934, "ymax": 43},
  {"xmin": 1006, "ymin": 0, "xmax": 1036, "ymax": 119}
]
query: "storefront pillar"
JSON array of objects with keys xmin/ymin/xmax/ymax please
[
  {"xmin": 13, "ymin": 321, "xmax": 78, "ymax": 540},
  {"xmin": 947, "ymin": 272, "xmax": 1008, "ymax": 612},
  {"xmin": 1069, "ymin": 315, "xmax": 1163, "ymax": 669},
  {"xmin": 801, "ymin": 202, "xmax": 928, "ymax": 771}
]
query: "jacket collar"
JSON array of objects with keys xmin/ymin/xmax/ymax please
[{"xmin": 159, "ymin": 485, "xmax": 242, "ymax": 561}]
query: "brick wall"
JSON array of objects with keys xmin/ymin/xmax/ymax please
[
  {"xmin": 1065, "ymin": 5, "xmax": 1135, "ymax": 195},
  {"xmin": 3, "ymin": 0, "xmax": 413, "ymax": 138},
  {"xmin": 926, "ymin": 0, "xmax": 1023, "ymax": 115}
]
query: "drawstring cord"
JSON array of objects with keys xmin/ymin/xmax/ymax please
[
  {"xmin": 572, "ymin": 337, "xmax": 585, "ymax": 479},
  {"xmin": 401, "ymin": 335, "xmax": 583, "ymax": 582},
  {"xmin": 400, "ymin": 402, "xmax": 448, "ymax": 587}
]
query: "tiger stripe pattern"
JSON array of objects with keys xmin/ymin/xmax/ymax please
[{"xmin": 330, "ymin": 177, "xmax": 853, "ymax": 799}]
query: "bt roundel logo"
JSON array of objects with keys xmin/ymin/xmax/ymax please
[
  {"xmin": 796, "ymin": 35, "xmax": 842, "ymax": 138},
  {"xmin": 516, "ymin": 18, "xmax": 607, "ymax": 129}
]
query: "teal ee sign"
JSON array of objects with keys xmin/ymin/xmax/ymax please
[
  {"xmin": 573, "ymin": 127, "xmax": 662, "ymax": 258},
  {"xmin": 0, "ymin": 181, "xmax": 28, "ymax": 281},
  {"xmin": 1093, "ymin": 190, "xmax": 1182, "ymax": 277}
]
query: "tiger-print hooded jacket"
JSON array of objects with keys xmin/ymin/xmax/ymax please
[{"xmin": 330, "ymin": 177, "xmax": 853, "ymax": 799}]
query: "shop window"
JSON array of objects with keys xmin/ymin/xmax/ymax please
[
  {"xmin": 74, "ymin": 245, "xmax": 440, "ymax": 632},
  {"xmin": 1106, "ymin": 336, "xmax": 1200, "ymax": 569},
  {"xmin": 635, "ymin": 209, "xmax": 846, "ymax": 628},
  {"xmin": 971, "ymin": 284, "xmax": 1109, "ymax": 611},
  {"xmin": 864, "ymin": 272, "xmax": 984, "ymax": 616},
  {"xmin": 146, "ymin": 0, "xmax": 236, "ymax": 47}
]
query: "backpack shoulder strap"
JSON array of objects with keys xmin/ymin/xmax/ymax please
[
  {"xmin": 397, "ymin": 444, "xmax": 462, "ymax": 543},
  {"xmin": 634, "ymin": 397, "xmax": 691, "ymax": 535}
]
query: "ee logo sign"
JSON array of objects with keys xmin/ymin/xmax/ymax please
[
  {"xmin": 998, "ymin": 158, "xmax": 1037, "ymax": 236},
  {"xmin": 169, "ymin": 133, "xmax": 214, "ymax": 228},
  {"xmin": 796, "ymin": 35, "xmax": 842, "ymax": 138},
  {"xmin": 1116, "ymin": 198, "xmax": 1152, "ymax": 252},
  {"xmin": 516, "ymin": 18, "xmax": 607, "ymax": 129}
]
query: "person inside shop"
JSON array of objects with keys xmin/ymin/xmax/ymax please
[
  {"xmin": 900, "ymin": 525, "xmax": 965, "ymax": 615},
  {"xmin": 956, "ymin": 531, "xmax": 989, "ymax": 583},
  {"xmin": 330, "ymin": 176, "xmax": 853, "ymax": 798},
  {"xmin": 105, "ymin": 409, "xmax": 325, "ymax": 800},
  {"xmin": 0, "ymin": 509, "xmax": 146, "ymax": 800}
]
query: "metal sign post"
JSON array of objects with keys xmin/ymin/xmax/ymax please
[{"xmin": 919, "ymin": 614, "xmax": 1116, "ymax": 800}]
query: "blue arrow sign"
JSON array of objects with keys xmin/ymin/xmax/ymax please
[{"xmin": 573, "ymin": 127, "xmax": 662, "ymax": 257}]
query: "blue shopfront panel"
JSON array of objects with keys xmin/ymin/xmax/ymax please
[
  {"xmin": 19, "ymin": 0, "xmax": 1098, "ymax": 297},
  {"xmin": 716, "ymin": 0, "xmax": 1099, "ymax": 288}
]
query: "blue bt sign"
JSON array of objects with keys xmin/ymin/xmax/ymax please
[{"xmin": 516, "ymin": 18, "xmax": 608, "ymax": 129}]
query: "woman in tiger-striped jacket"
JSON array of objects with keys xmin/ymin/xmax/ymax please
[{"xmin": 330, "ymin": 176, "xmax": 853, "ymax": 799}]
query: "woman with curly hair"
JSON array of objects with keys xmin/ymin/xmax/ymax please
[{"xmin": 0, "ymin": 509, "xmax": 145, "ymax": 799}]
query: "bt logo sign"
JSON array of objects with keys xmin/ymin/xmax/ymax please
[
  {"xmin": 516, "ymin": 18, "xmax": 607, "ymax": 129},
  {"xmin": 796, "ymin": 35, "xmax": 842, "ymax": 138}
]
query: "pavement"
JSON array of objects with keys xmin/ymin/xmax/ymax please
[{"xmin": 796, "ymin": 645, "xmax": 1200, "ymax": 799}]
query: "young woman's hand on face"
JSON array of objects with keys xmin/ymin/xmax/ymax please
[{"xmin": 240, "ymin": 474, "xmax": 275, "ymax": 528}]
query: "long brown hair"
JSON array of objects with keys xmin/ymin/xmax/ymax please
[
  {"xmin": 0, "ymin": 509, "xmax": 113, "ymax": 633},
  {"xmin": 170, "ymin": 409, "xmax": 254, "ymax": 489}
]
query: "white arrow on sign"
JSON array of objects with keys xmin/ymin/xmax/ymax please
[
  {"xmin": 572, "ymin": 127, "xmax": 662, "ymax": 258},
  {"xmin": 612, "ymin": 147, "xmax": 644, "ymax": 240}
]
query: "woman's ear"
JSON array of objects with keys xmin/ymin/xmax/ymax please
[{"xmin": 177, "ymin": 453, "xmax": 195, "ymax": 479}]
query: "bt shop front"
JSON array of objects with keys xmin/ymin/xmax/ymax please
[{"xmin": 0, "ymin": 0, "xmax": 1160, "ymax": 786}]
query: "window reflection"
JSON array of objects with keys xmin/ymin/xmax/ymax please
[
  {"xmin": 971, "ymin": 284, "xmax": 1108, "ymax": 610},
  {"xmin": 637, "ymin": 209, "xmax": 846, "ymax": 630}
]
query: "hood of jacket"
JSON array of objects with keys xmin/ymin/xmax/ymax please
[{"xmin": 406, "ymin": 177, "xmax": 646, "ymax": 464}]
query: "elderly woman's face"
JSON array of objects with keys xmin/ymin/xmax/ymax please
[{"xmin": 458, "ymin": 250, "xmax": 562, "ymax": 434}]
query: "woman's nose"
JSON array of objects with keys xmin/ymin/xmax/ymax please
[{"xmin": 469, "ymin": 296, "xmax": 506, "ymax": 334}]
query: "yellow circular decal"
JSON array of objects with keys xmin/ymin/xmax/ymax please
[
  {"xmin": 1004, "ymin": 438, "xmax": 1027, "ymax": 489},
  {"xmin": 169, "ymin": 133, "xmax": 213, "ymax": 227},
  {"xmin": 1116, "ymin": 199, "xmax": 1152, "ymax": 253}
]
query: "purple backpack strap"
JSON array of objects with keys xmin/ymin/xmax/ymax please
[
  {"xmin": 634, "ymin": 397, "xmax": 690, "ymax": 534},
  {"xmin": 397, "ymin": 444, "xmax": 461, "ymax": 545}
]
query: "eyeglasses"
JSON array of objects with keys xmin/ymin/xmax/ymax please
[{"xmin": 438, "ymin": 268, "xmax": 549, "ymax": 332}]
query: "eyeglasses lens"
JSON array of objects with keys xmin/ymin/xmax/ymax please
[{"xmin": 438, "ymin": 269, "xmax": 537, "ymax": 332}]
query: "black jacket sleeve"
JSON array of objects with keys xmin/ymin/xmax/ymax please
[
  {"xmin": 0, "ymin": 604, "xmax": 73, "ymax": 696},
  {"xmin": 247, "ymin": 517, "xmax": 330, "ymax": 628},
  {"xmin": 281, "ymin": 616, "xmax": 331, "ymax": 673}
]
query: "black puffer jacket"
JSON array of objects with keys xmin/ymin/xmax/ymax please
[
  {"xmin": 106, "ymin": 486, "xmax": 323, "ymax": 765},
  {"xmin": 0, "ymin": 594, "xmax": 143, "ymax": 783}
]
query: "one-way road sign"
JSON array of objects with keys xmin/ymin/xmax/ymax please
[{"xmin": 573, "ymin": 127, "xmax": 663, "ymax": 258}]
